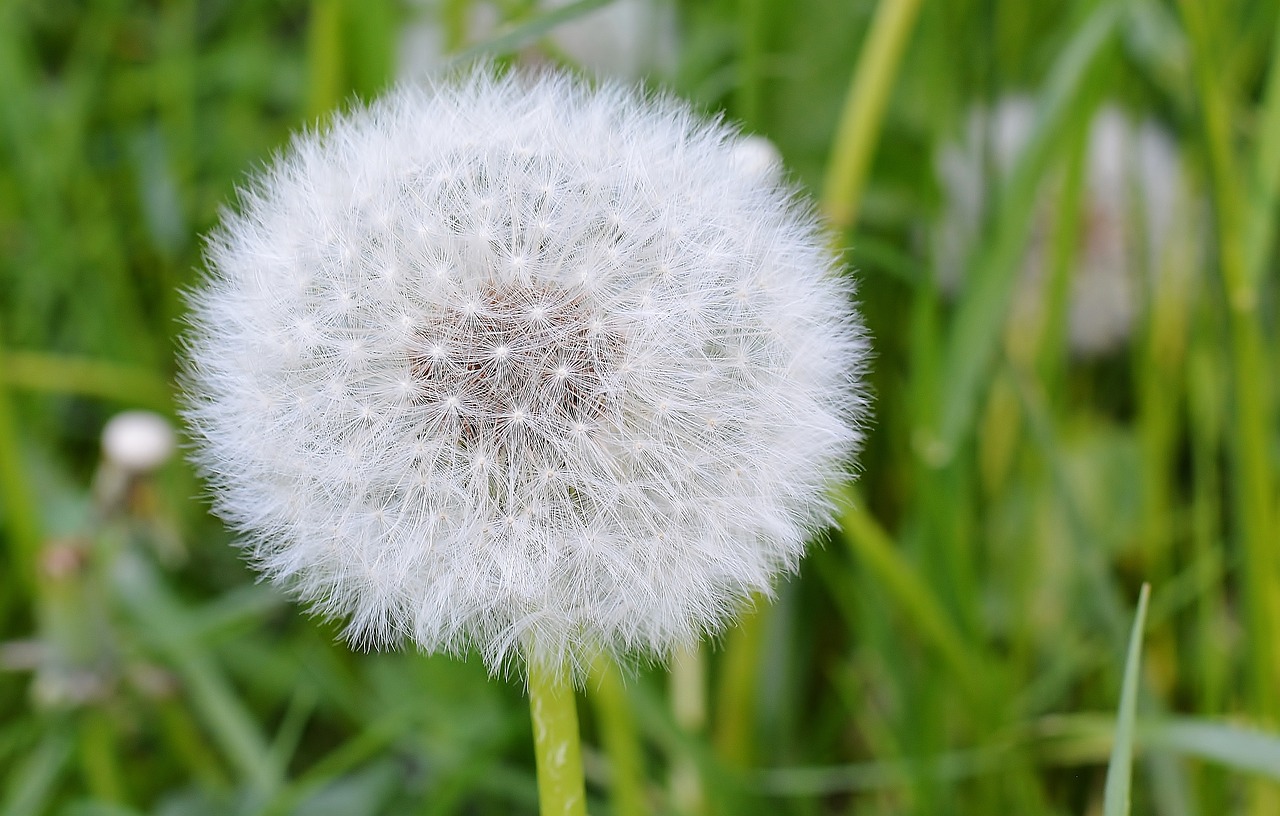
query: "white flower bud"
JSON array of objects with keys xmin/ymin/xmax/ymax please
[
  {"xmin": 183, "ymin": 70, "xmax": 869, "ymax": 677},
  {"xmin": 102, "ymin": 411, "xmax": 176, "ymax": 474},
  {"xmin": 732, "ymin": 134, "xmax": 784, "ymax": 182}
]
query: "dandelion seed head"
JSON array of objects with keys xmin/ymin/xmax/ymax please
[
  {"xmin": 935, "ymin": 98, "xmax": 1194, "ymax": 357},
  {"xmin": 183, "ymin": 69, "xmax": 868, "ymax": 678},
  {"xmin": 102, "ymin": 411, "xmax": 176, "ymax": 474}
]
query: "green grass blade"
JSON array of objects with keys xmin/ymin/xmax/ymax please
[
  {"xmin": 834, "ymin": 486, "xmax": 985, "ymax": 699},
  {"xmin": 588, "ymin": 658, "xmax": 647, "ymax": 816},
  {"xmin": 0, "ymin": 353, "xmax": 42, "ymax": 605},
  {"xmin": 0, "ymin": 352, "xmax": 171, "ymax": 411},
  {"xmin": 1103, "ymin": 583, "xmax": 1151, "ymax": 816},
  {"xmin": 820, "ymin": 0, "xmax": 925, "ymax": 229},
  {"xmin": 1147, "ymin": 718, "xmax": 1280, "ymax": 781},
  {"xmin": 0, "ymin": 723, "xmax": 72, "ymax": 816},
  {"xmin": 111, "ymin": 552, "xmax": 278, "ymax": 794},
  {"xmin": 1244, "ymin": 11, "xmax": 1280, "ymax": 284},
  {"xmin": 930, "ymin": 2, "xmax": 1121, "ymax": 460}
]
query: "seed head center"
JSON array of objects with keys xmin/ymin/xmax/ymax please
[{"xmin": 411, "ymin": 282, "xmax": 619, "ymax": 448}]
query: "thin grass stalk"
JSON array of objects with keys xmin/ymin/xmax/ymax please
[
  {"xmin": 714, "ymin": 606, "xmax": 764, "ymax": 768},
  {"xmin": 735, "ymin": 0, "xmax": 766, "ymax": 129},
  {"xmin": 1187, "ymin": 344, "xmax": 1230, "ymax": 809},
  {"xmin": 1135, "ymin": 227, "xmax": 1193, "ymax": 585},
  {"xmin": 1243, "ymin": 10, "xmax": 1280, "ymax": 283},
  {"xmin": 1033, "ymin": 111, "xmax": 1089, "ymax": 397},
  {"xmin": 1102, "ymin": 584, "xmax": 1151, "ymax": 816},
  {"xmin": 0, "ymin": 343, "xmax": 41, "ymax": 610},
  {"xmin": 1177, "ymin": 0, "xmax": 1280, "ymax": 738},
  {"xmin": 669, "ymin": 643, "xmax": 707, "ymax": 815},
  {"xmin": 112, "ymin": 553, "xmax": 277, "ymax": 793},
  {"xmin": 0, "ymin": 723, "xmax": 74, "ymax": 816},
  {"xmin": 157, "ymin": 701, "xmax": 230, "ymax": 791},
  {"xmin": 307, "ymin": 0, "xmax": 346, "ymax": 120},
  {"xmin": 589, "ymin": 658, "xmax": 646, "ymax": 816},
  {"xmin": 834, "ymin": 488, "xmax": 985, "ymax": 699},
  {"xmin": 156, "ymin": 0, "xmax": 196, "ymax": 222},
  {"xmin": 78, "ymin": 711, "xmax": 127, "ymax": 805},
  {"xmin": 821, "ymin": 0, "xmax": 925, "ymax": 229},
  {"xmin": 0, "ymin": 352, "xmax": 170, "ymax": 411},
  {"xmin": 528, "ymin": 662, "xmax": 588, "ymax": 816},
  {"xmin": 448, "ymin": 0, "xmax": 614, "ymax": 66},
  {"xmin": 925, "ymin": 4, "xmax": 1119, "ymax": 463}
]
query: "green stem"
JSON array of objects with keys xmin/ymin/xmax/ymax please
[
  {"xmin": 820, "ymin": 0, "xmax": 925, "ymax": 229},
  {"xmin": 307, "ymin": 0, "xmax": 345, "ymax": 121},
  {"xmin": 79, "ymin": 710, "xmax": 127, "ymax": 804},
  {"xmin": 1243, "ymin": 10, "xmax": 1280, "ymax": 284},
  {"xmin": 0, "ymin": 343, "xmax": 41, "ymax": 609},
  {"xmin": 735, "ymin": 0, "xmax": 766, "ymax": 130},
  {"xmin": 589, "ymin": 658, "xmax": 646, "ymax": 816},
  {"xmin": 714, "ymin": 606, "xmax": 765, "ymax": 767},
  {"xmin": 669, "ymin": 643, "xmax": 706, "ymax": 815},
  {"xmin": 1178, "ymin": 0, "xmax": 1280, "ymax": 732},
  {"xmin": 529, "ymin": 662, "xmax": 587, "ymax": 816}
]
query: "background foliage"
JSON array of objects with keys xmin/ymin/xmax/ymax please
[{"xmin": 1, "ymin": 0, "xmax": 1278, "ymax": 813}]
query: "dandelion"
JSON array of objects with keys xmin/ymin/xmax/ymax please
[
  {"xmin": 183, "ymin": 68, "xmax": 866, "ymax": 813},
  {"xmin": 935, "ymin": 98, "xmax": 1191, "ymax": 356},
  {"xmin": 96, "ymin": 410, "xmax": 177, "ymax": 513},
  {"xmin": 102, "ymin": 411, "xmax": 176, "ymax": 474}
]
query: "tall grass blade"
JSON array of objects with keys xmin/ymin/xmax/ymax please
[{"xmin": 1103, "ymin": 584, "xmax": 1151, "ymax": 816}]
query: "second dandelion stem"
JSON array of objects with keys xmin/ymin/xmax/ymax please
[{"xmin": 529, "ymin": 662, "xmax": 587, "ymax": 816}]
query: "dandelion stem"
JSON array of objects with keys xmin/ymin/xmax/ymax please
[{"xmin": 529, "ymin": 662, "xmax": 587, "ymax": 816}]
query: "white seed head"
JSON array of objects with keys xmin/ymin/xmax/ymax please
[
  {"xmin": 102, "ymin": 411, "xmax": 176, "ymax": 473},
  {"xmin": 935, "ymin": 98, "xmax": 1192, "ymax": 356},
  {"xmin": 183, "ymin": 69, "xmax": 868, "ymax": 678}
]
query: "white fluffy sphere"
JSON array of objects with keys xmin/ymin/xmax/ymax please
[
  {"xmin": 102, "ymin": 411, "xmax": 176, "ymax": 473},
  {"xmin": 184, "ymin": 70, "xmax": 867, "ymax": 676}
]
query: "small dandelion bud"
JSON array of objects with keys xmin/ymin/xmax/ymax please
[
  {"xmin": 102, "ymin": 411, "xmax": 176, "ymax": 474},
  {"xmin": 731, "ymin": 134, "xmax": 784, "ymax": 182},
  {"xmin": 182, "ymin": 69, "xmax": 868, "ymax": 678}
]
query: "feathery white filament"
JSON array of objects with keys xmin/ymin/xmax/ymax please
[{"xmin": 184, "ymin": 70, "xmax": 867, "ymax": 676}]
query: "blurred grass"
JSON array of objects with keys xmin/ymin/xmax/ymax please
[{"xmin": 1, "ymin": 0, "xmax": 1278, "ymax": 814}]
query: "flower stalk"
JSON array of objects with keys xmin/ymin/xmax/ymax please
[{"xmin": 528, "ymin": 662, "xmax": 587, "ymax": 816}]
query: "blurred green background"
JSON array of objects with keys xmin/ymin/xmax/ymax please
[{"xmin": 1, "ymin": 0, "xmax": 1278, "ymax": 813}]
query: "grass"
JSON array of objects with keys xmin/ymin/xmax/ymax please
[{"xmin": 1, "ymin": 0, "xmax": 1278, "ymax": 813}]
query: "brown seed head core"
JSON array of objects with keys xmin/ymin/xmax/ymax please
[{"xmin": 410, "ymin": 281, "xmax": 622, "ymax": 449}]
